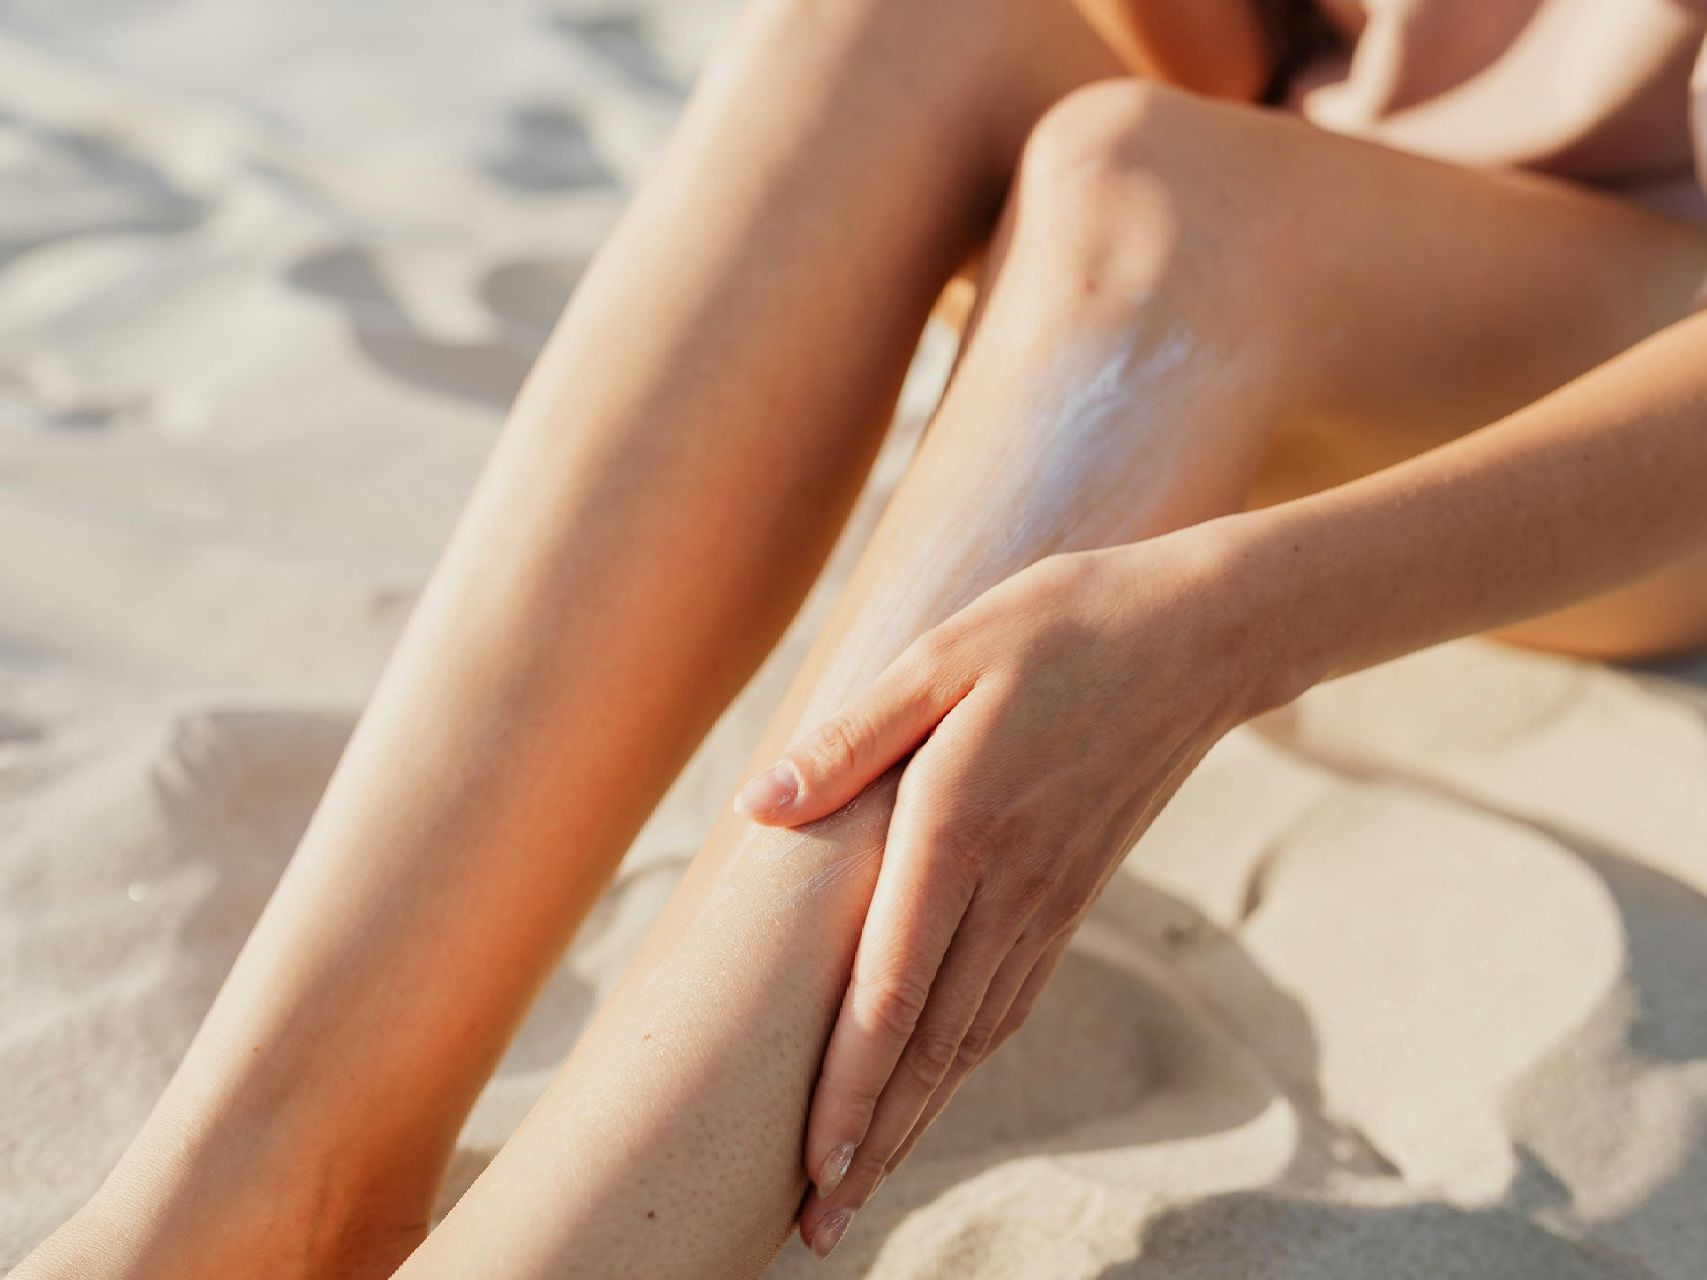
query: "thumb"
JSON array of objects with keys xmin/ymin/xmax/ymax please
[{"xmin": 733, "ymin": 650, "xmax": 960, "ymax": 826}]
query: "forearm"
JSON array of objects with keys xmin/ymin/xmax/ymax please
[{"xmin": 1228, "ymin": 310, "xmax": 1707, "ymax": 702}]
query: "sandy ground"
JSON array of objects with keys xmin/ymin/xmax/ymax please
[{"xmin": 6, "ymin": 1, "xmax": 1707, "ymax": 1276}]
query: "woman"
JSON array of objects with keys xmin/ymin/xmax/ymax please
[{"xmin": 18, "ymin": 0, "xmax": 1707, "ymax": 1275}]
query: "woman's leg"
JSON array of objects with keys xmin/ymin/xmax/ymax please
[
  {"xmin": 395, "ymin": 82, "xmax": 1707, "ymax": 1277},
  {"xmin": 16, "ymin": 3, "xmax": 1128, "ymax": 1277}
]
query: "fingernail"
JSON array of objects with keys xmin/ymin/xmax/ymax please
[
  {"xmin": 812, "ymin": 1209, "xmax": 854, "ymax": 1259},
  {"xmin": 734, "ymin": 761, "xmax": 799, "ymax": 817},
  {"xmin": 817, "ymin": 1143, "xmax": 856, "ymax": 1195}
]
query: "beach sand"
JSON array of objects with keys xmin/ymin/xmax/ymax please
[{"xmin": 5, "ymin": 1, "xmax": 1707, "ymax": 1275}]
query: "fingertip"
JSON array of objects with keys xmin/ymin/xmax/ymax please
[
  {"xmin": 732, "ymin": 760, "xmax": 802, "ymax": 819},
  {"xmin": 797, "ymin": 1190, "xmax": 827, "ymax": 1248},
  {"xmin": 815, "ymin": 1142, "xmax": 857, "ymax": 1197},
  {"xmin": 811, "ymin": 1209, "xmax": 854, "ymax": 1259}
]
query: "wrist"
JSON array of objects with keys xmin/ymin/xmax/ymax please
[{"xmin": 1173, "ymin": 509, "xmax": 1340, "ymax": 719}]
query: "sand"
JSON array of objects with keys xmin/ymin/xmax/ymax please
[{"xmin": 5, "ymin": 1, "xmax": 1707, "ymax": 1276}]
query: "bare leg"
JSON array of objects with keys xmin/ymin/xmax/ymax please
[
  {"xmin": 12, "ymin": 2, "xmax": 1126, "ymax": 1277},
  {"xmin": 396, "ymin": 82, "xmax": 1707, "ymax": 1277},
  {"xmin": 393, "ymin": 100, "xmax": 1268, "ymax": 1280}
]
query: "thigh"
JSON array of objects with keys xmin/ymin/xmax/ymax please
[
  {"xmin": 940, "ymin": 82, "xmax": 1707, "ymax": 658},
  {"xmin": 1216, "ymin": 104, "xmax": 1707, "ymax": 657},
  {"xmin": 1234, "ymin": 119, "xmax": 1707, "ymax": 479}
]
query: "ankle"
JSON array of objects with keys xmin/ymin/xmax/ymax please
[
  {"xmin": 51, "ymin": 1117, "xmax": 439, "ymax": 1279},
  {"xmin": 18, "ymin": 1159, "xmax": 430, "ymax": 1280}
]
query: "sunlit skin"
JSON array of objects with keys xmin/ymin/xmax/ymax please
[{"xmin": 15, "ymin": 0, "xmax": 1707, "ymax": 1276}]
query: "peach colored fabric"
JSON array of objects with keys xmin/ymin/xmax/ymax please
[{"xmin": 1282, "ymin": 0, "xmax": 1707, "ymax": 223}]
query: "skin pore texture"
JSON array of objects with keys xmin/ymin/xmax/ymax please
[{"xmin": 14, "ymin": 0, "xmax": 1707, "ymax": 1276}]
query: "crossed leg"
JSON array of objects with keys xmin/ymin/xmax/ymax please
[{"xmin": 395, "ymin": 80, "xmax": 1707, "ymax": 1277}]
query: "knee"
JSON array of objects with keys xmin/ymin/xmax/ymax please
[
  {"xmin": 1020, "ymin": 79, "xmax": 1180, "ymax": 191},
  {"xmin": 1003, "ymin": 80, "xmax": 1293, "ymax": 319}
]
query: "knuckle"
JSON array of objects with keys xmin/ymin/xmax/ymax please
[
  {"xmin": 904, "ymin": 624, "xmax": 956, "ymax": 671},
  {"xmin": 802, "ymin": 712, "xmax": 867, "ymax": 779},
  {"xmin": 905, "ymin": 1028, "xmax": 961, "ymax": 1085},
  {"xmin": 846, "ymin": 1149, "xmax": 889, "ymax": 1193},
  {"xmin": 836, "ymin": 1087, "xmax": 880, "ymax": 1136},
  {"xmin": 860, "ymin": 972, "xmax": 933, "ymax": 1041},
  {"xmin": 956, "ymin": 1022, "xmax": 996, "ymax": 1066}
]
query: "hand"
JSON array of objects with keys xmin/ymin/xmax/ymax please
[{"xmin": 731, "ymin": 532, "xmax": 1281, "ymax": 1257}]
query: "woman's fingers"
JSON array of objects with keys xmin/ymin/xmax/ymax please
[
  {"xmin": 989, "ymin": 929, "xmax": 1072, "ymax": 1055},
  {"xmin": 733, "ymin": 633, "xmax": 969, "ymax": 825},
  {"xmin": 799, "ymin": 904, "xmax": 1014, "ymax": 1253},
  {"xmin": 887, "ymin": 929, "xmax": 1059, "ymax": 1169},
  {"xmin": 798, "ymin": 794, "xmax": 978, "ymax": 1216},
  {"xmin": 802, "ymin": 920, "xmax": 1070, "ymax": 1257}
]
